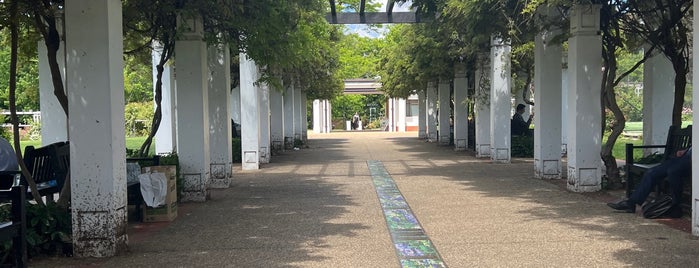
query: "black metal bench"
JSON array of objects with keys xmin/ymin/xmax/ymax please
[
  {"xmin": 0, "ymin": 185, "xmax": 28, "ymax": 268},
  {"xmin": 20, "ymin": 142, "xmax": 70, "ymax": 202},
  {"xmin": 625, "ymin": 125, "xmax": 692, "ymax": 209}
]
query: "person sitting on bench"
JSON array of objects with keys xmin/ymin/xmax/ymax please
[
  {"xmin": 0, "ymin": 137, "xmax": 18, "ymax": 172},
  {"xmin": 608, "ymin": 147, "xmax": 692, "ymax": 214}
]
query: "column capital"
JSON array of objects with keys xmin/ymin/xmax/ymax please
[
  {"xmin": 178, "ymin": 14, "xmax": 203, "ymax": 40},
  {"xmin": 570, "ymin": 5, "xmax": 601, "ymax": 36},
  {"xmin": 490, "ymin": 35, "xmax": 511, "ymax": 47},
  {"xmin": 454, "ymin": 62, "xmax": 467, "ymax": 78}
]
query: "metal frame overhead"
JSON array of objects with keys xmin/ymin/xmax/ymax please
[{"xmin": 327, "ymin": 0, "xmax": 419, "ymax": 24}]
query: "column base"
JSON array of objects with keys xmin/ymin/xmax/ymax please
[
  {"xmin": 210, "ymin": 177, "xmax": 231, "ymax": 189},
  {"xmin": 427, "ymin": 132, "xmax": 437, "ymax": 142},
  {"xmin": 182, "ymin": 173, "xmax": 210, "ymax": 202},
  {"xmin": 454, "ymin": 139, "xmax": 467, "ymax": 151},
  {"xmin": 490, "ymin": 147, "xmax": 510, "ymax": 163},
  {"xmin": 439, "ymin": 135, "xmax": 450, "ymax": 146},
  {"xmin": 566, "ymin": 166, "xmax": 602, "ymax": 192},
  {"xmin": 418, "ymin": 133, "xmax": 427, "ymax": 139},
  {"xmin": 534, "ymin": 159, "xmax": 561, "ymax": 179},
  {"xmin": 260, "ymin": 147, "xmax": 270, "ymax": 164},
  {"xmin": 73, "ymin": 208, "xmax": 128, "ymax": 257},
  {"xmin": 476, "ymin": 144, "xmax": 490, "ymax": 158},
  {"xmin": 209, "ymin": 162, "xmax": 231, "ymax": 189},
  {"xmin": 284, "ymin": 137, "xmax": 295, "ymax": 149},
  {"xmin": 271, "ymin": 140, "xmax": 283, "ymax": 154}
]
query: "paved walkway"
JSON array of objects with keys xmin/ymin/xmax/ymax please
[{"xmin": 33, "ymin": 132, "xmax": 699, "ymax": 267}]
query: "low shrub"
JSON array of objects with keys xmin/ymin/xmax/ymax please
[{"xmin": 511, "ymin": 135, "xmax": 534, "ymax": 157}]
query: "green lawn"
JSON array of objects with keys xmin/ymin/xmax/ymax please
[{"xmin": 19, "ymin": 136, "xmax": 153, "ymax": 155}]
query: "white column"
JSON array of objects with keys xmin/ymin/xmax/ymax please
[
  {"xmin": 152, "ymin": 42, "xmax": 177, "ymax": 154},
  {"xmin": 397, "ymin": 98, "xmax": 407, "ymax": 132},
  {"xmin": 643, "ymin": 49, "xmax": 674, "ymax": 153},
  {"xmin": 426, "ymin": 82, "xmax": 438, "ymax": 141},
  {"xmin": 301, "ymin": 92, "xmax": 308, "ymax": 142},
  {"xmin": 490, "ymin": 36, "xmax": 512, "ymax": 163},
  {"xmin": 567, "ymin": 5, "xmax": 603, "ymax": 192},
  {"xmin": 453, "ymin": 63, "xmax": 468, "ymax": 151},
  {"xmin": 324, "ymin": 100, "xmax": 332, "ymax": 133},
  {"xmin": 230, "ymin": 86, "xmax": 241, "ymax": 127},
  {"xmin": 534, "ymin": 29, "xmax": 563, "ymax": 179},
  {"xmin": 561, "ymin": 54, "xmax": 569, "ymax": 155},
  {"xmin": 240, "ymin": 54, "xmax": 260, "ymax": 170},
  {"xmin": 258, "ymin": 81, "xmax": 271, "ymax": 164},
  {"xmin": 270, "ymin": 87, "xmax": 284, "ymax": 152},
  {"xmin": 175, "ymin": 16, "xmax": 210, "ymax": 201},
  {"xmin": 418, "ymin": 91, "xmax": 427, "ymax": 138},
  {"xmin": 388, "ymin": 98, "xmax": 395, "ymax": 132},
  {"xmin": 38, "ymin": 40, "xmax": 68, "ymax": 144},
  {"xmin": 283, "ymin": 84, "xmax": 295, "ymax": 149},
  {"xmin": 313, "ymin": 99, "xmax": 321, "ymax": 133},
  {"xmin": 475, "ymin": 55, "xmax": 491, "ymax": 158},
  {"xmin": 692, "ymin": 0, "xmax": 699, "ymax": 236},
  {"xmin": 438, "ymin": 79, "xmax": 451, "ymax": 145},
  {"xmin": 65, "ymin": 0, "xmax": 126, "ymax": 257},
  {"xmin": 294, "ymin": 90, "xmax": 303, "ymax": 141},
  {"xmin": 282, "ymin": 83, "xmax": 298, "ymax": 149},
  {"xmin": 207, "ymin": 43, "xmax": 232, "ymax": 189}
]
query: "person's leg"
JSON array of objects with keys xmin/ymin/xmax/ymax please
[
  {"xmin": 666, "ymin": 154, "xmax": 692, "ymax": 205},
  {"xmin": 628, "ymin": 162, "xmax": 669, "ymax": 206}
]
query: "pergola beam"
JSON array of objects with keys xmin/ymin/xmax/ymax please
[
  {"xmin": 325, "ymin": 12, "xmax": 418, "ymax": 24},
  {"xmin": 329, "ymin": 0, "xmax": 337, "ymax": 24}
]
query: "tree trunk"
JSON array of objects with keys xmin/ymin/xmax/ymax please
[
  {"xmin": 671, "ymin": 58, "xmax": 687, "ymax": 127},
  {"xmin": 10, "ymin": 0, "xmax": 46, "ymax": 206},
  {"xmin": 139, "ymin": 41, "xmax": 174, "ymax": 157}
]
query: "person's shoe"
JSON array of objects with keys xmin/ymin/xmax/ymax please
[{"xmin": 607, "ymin": 200, "xmax": 636, "ymax": 213}]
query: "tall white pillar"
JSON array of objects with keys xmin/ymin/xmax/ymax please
[
  {"xmin": 561, "ymin": 54, "xmax": 569, "ymax": 155},
  {"xmin": 388, "ymin": 98, "xmax": 395, "ymax": 132},
  {"xmin": 258, "ymin": 82, "xmax": 271, "ymax": 164},
  {"xmin": 475, "ymin": 55, "xmax": 491, "ymax": 158},
  {"xmin": 490, "ymin": 36, "xmax": 512, "ymax": 163},
  {"xmin": 426, "ymin": 82, "xmax": 438, "ymax": 141},
  {"xmin": 438, "ymin": 79, "xmax": 451, "ymax": 145},
  {"xmin": 65, "ymin": 0, "xmax": 126, "ymax": 257},
  {"xmin": 294, "ymin": 90, "xmax": 303, "ymax": 142},
  {"xmin": 240, "ymin": 54, "xmax": 260, "ymax": 170},
  {"xmin": 397, "ymin": 98, "xmax": 407, "ymax": 132},
  {"xmin": 301, "ymin": 92, "xmax": 308, "ymax": 142},
  {"xmin": 38, "ymin": 40, "xmax": 68, "ymax": 144},
  {"xmin": 231, "ymin": 86, "xmax": 241, "ymax": 127},
  {"xmin": 324, "ymin": 100, "xmax": 332, "ymax": 133},
  {"xmin": 567, "ymin": 5, "xmax": 603, "ymax": 192},
  {"xmin": 175, "ymin": 16, "xmax": 210, "ymax": 201},
  {"xmin": 207, "ymin": 43, "xmax": 232, "ymax": 189},
  {"xmin": 152, "ymin": 42, "xmax": 177, "ymax": 155},
  {"xmin": 270, "ymin": 87, "xmax": 284, "ymax": 152},
  {"xmin": 453, "ymin": 63, "xmax": 468, "ymax": 151},
  {"xmin": 691, "ymin": 0, "xmax": 698, "ymax": 236},
  {"xmin": 418, "ymin": 91, "xmax": 427, "ymax": 138},
  {"xmin": 313, "ymin": 99, "xmax": 322, "ymax": 133},
  {"xmin": 643, "ymin": 49, "xmax": 674, "ymax": 153},
  {"xmin": 534, "ymin": 28, "xmax": 563, "ymax": 179},
  {"xmin": 283, "ymin": 84, "xmax": 295, "ymax": 149}
]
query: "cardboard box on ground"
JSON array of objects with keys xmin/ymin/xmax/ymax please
[{"xmin": 141, "ymin": 165, "xmax": 178, "ymax": 222}]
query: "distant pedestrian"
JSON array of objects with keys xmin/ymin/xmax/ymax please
[{"xmin": 351, "ymin": 112, "xmax": 360, "ymax": 130}]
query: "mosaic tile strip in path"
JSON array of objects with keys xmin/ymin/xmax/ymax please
[{"xmin": 367, "ymin": 160, "xmax": 447, "ymax": 268}]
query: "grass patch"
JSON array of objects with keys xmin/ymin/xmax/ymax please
[{"xmin": 19, "ymin": 137, "xmax": 154, "ymax": 156}]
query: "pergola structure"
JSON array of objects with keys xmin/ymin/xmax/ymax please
[
  {"xmin": 28, "ymin": 0, "xmax": 699, "ymax": 260},
  {"xmin": 326, "ymin": 0, "xmax": 419, "ymax": 24}
]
